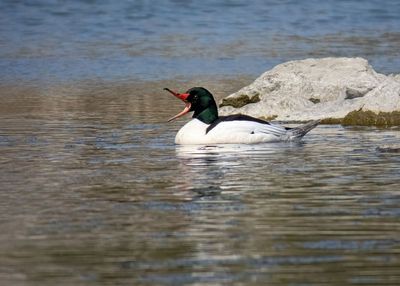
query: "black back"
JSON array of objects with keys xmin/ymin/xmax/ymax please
[{"xmin": 205, "ymin": 114, "xmax": 272, "ymax": 134}]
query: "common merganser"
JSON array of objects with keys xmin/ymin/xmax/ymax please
[{"xmin": 165, "ymin": 87, "xmax": 320, "ymax": 145}]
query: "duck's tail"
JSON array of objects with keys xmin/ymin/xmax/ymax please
[{"xmin": 288, "ymin": 119, "xmax": 320, "ymax": 141}]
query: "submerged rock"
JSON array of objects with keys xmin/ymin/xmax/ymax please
[
  {"xmin": 219, "ymin": 57, "xmax": 400, "ymax": 126},
  {"xmin": 376, "ymin": 145, "xmax": 400, "ymax": 153}
]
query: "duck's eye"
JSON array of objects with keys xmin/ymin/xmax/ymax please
[{"xmin": 189, "ymin": 94, "xmax": 198, "ymax": 102}]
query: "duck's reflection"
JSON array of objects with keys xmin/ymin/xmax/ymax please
[
  {"xmin": 175, "ymin": 143, "xmax": 282, "ymax": 160},
  {"xmin": 173, "ymin": 143, "xmax": 286, "ymax": 194}
]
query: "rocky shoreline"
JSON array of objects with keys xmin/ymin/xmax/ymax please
[{"xmin": 219, "ymin": 57, "xmax": 400, "ymax": 126}]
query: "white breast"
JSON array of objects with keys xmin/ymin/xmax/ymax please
[
  {"xmin": 175, "ymin": 119, "xmax": 286, "ymax": 145},
  {"xmin": 175, "ymin": 119, "xmax": 209, "ymax": 145}
]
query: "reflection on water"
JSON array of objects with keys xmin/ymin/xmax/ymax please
[{"xmin": 0, "ymin": 81, "xmax": 400, "ymax": 285}]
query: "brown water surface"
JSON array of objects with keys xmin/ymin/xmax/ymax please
[{"xmin": 1, "ymin": 78, "xmax": 400, "ymax": 285}]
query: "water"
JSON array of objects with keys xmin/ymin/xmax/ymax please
[
  {"xmin": 1, "ymin": 82, "xmax": 400, "ymax": 285},
  {"xmin": 1, "ymin": 0, "xmax": 400, "ymax": 83},
  {"xmin": 1, "ymin": 1, "xmax": 400, "ymax": 285}
]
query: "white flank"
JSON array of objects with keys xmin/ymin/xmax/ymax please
[{"xmin": 175, "ymin": 119, "xmax": 290, "ymax": 145}]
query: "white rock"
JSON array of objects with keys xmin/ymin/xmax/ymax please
[{"xmin": 219, "ymin": 57, "xmax": 400, "ymax": 122}]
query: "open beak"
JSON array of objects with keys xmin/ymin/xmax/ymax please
[{"xmin": 164, "ymin": 88, "xmax": 191, "ymax": 122}]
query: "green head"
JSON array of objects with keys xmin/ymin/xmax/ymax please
[
  {"xmin": 186, "ymin": 87, "xmax": 218, "ymax": 124},
  {"xmin": 165, "ymin": 87, "xmax": 219, "ymax": 124}
]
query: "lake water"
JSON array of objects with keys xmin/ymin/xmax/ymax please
[
  {"xmin": 1, "ymin": 1, "xmax": 400, "ymax": 285},
  {"xmin": 1, "ymin": 0, "xmax": 400, "ymax": 83},
  {"xmin": 1, "ymin": 81, "xmax": 400, "ymax": 285}
]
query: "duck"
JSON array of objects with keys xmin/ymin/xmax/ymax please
[{"xmin": 165, "ymin": 87, "xmax": 320, "ymax": 145}]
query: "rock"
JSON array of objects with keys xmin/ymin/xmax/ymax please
[
  {"xmin": 219, "ymin": 57, "xmax": 400, "ymax": 126},
  {"xmin": 391, "ymin": 74, "xmax": 400, "ymax": 83},
  {"xmin": 376, "ymin": 145, "xmax": 400, "ymax": 153},
  {"xmin": 220, "ymin": 92, "xmax": 260, "ymax": 108},
  {"xmin": 342, "ymin": 110, "xmax": 400, "ymax": 126}
]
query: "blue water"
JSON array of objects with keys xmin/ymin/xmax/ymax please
[{"xmin": 1, "ymin": 0, "xmax": 399, "ymax": 83}]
